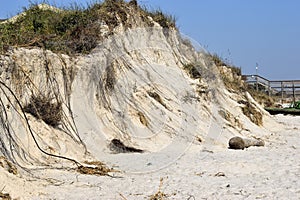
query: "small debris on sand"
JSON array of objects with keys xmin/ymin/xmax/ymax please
[{"xmin": 109, "ymin": 139, "xmax": 144, "ymax": 153}]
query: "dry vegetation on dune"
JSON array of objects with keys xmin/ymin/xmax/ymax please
[
  {"xmin": 209, "ymin": 53, "xmax": 275, "ymax": 125},
  {"xmin": 0, "ymin": 0, "xmax": 176, "ymax": 54},
  {"xmin": 210, "ymin": 53, "xmax": 273, "ymax": 103},
  {"xmin": 23, "ymin": 94, "xmax": 62, "ymax": 127}
]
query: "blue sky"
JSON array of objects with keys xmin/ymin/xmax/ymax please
[{"xmin": 1, "ymin": 0, "xmax": 300, "ymax": 80}]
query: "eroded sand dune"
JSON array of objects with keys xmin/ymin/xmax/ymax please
[{"xmin": 1, "ymin": 3, "xmax": 298, "ymax": 200}]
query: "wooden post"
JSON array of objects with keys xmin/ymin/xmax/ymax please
[
  {"xmin": 281, "ymin": 82, "xmax": 284, "ymax": 104},
  {"xmin": 256, "ymin": 75, "xmax": 258, "ymax": 91},
  {"xmin": 268, "ymin": 81, "xmax": 271, "ymax": 96},
  {"xmin": 292, "ymin": 81, "xmax": 295, "ymax": 104}
]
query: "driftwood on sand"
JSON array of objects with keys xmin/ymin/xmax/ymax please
[{"xmin": 229, "ymin": 136, "xmax": 265, "ymax": 150}]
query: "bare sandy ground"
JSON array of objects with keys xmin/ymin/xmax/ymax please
[{"xmin": 1, "ymin": 114, "xmax": 298, "ymax": 199}]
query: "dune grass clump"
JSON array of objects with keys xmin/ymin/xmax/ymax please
[
  {"xmin": 23, "ymin": 94, "xmax": 62, "ymax": 127},
  {"xmin": 209, "ymin": 52, "xmax": 273, "ymax": 125},
  {"xmin": 183, "ymin": 63, "xmax": 201, "ymax": 79},
  {"xmin": 0, "ymin": 0, "xmax": 177, "ymax": 54},
  {"xmin": 240, "ymin": 100, "xmax": 263, "ymax": 126},
  {"xmin": 220, "ymin": 68, "xmax": 244, "ymax": 92},
  {"xmin": 0, "ymin": 3, "xmax": 98, "ymax": 54},
  {"xmin": 209, "ymin": 53, "xmax": 243, "ymax": 91},
  {"xmin": 210, "ymin": 53, "xmax": 228, "ymax": 67},
  {"xmin": 144, "ymin": 9, "xmax": 176, "ymax": 28},
  {"xmin": 246, "ymin": 87, "xmax": 275, "ymax": 107},
  {"xmin": 210, "ymin": 53, "xmax": 275, "ymax": 107},
  {"xmin": 209, "ymin": 53, "xmax": 241, "ymax": 76}
]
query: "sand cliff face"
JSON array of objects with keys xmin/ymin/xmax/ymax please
[{"xmin": 0, "ymin": 3, "xmax": 279, "ymax": 181}]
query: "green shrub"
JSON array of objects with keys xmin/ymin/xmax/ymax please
[
  {"xmin": 0, "ymin": 0, "xmax": 177, "ymax": 54},
  {"xmin": 0, "ymin": 3, "xmax": 96, "ymax": 54}
]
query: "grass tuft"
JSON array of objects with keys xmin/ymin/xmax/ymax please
[{"xmin": 146, "ymin": 9, "xmax": 176, "ymax": 28}]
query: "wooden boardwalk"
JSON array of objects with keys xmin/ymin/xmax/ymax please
[{"xmin": 243, "ymin": 75, "xmax": 300, "ymax": 103}]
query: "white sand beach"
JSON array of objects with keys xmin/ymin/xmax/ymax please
[{"xmin": 0, "ymin": 114, "xmax": 299, "ymax": 199}]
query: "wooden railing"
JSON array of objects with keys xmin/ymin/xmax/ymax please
[{"xmin": 243, "ymin": 75, "xmax": 300, "ymax": 103}]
